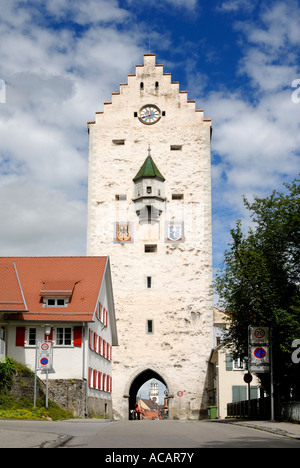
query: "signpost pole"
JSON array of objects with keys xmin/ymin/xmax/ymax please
[
  {"xmin": 46, "ymin": 369, "xmax": 49, "ymax": 409},
  {"xmin": 270, "ymin": 329, "xmax": 274, "ymax": 421},
  {"xmin": 34, "ymin": 342, "xmax": 38, "ymax": 407}
]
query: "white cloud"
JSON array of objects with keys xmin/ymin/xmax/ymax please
[
  {"xmin": 201, "ymin": 1, "xmax": 300, "ymax": 272},
  {"xmin": 0, "ymin": 178, "xmax": 86, "ymax": 256},
  {"xmin": 0, "ymin": 0, "xmax": 145, "ymax": 255},
  {"xmin": 216, "ymin": 0, "xmax": 257, "ymax": 13}
]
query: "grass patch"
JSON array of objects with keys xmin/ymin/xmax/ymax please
[
  {"xmin": 0, "ymin": 358, "xmax": 74, "ymax": 420},
  {"xmin": 0, "ymin": 394, "xmax": 74, "ymax": 421}
]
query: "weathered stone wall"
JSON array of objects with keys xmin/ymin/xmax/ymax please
[{"xmin": 47, "ymin": 379, "xmax": 86, "ymax": 417}]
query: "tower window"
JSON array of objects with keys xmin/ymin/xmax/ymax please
[
  {"xmin": 140, "ymin": 82, "xmax": 144, "ymax": 90},
  {"xmin": 115, "ymin": 194, "xmax": 127, "ymax": 201},
  {"xmin": 147, "ymin": 276, "xmax": 152, "ymax": 289},
  {"xmin": 155, "ymin": 81, "xmax": 159, "ymax": 89},
  {"xmin": 145, "ymin": 244, "xmax": 157, "ymax": 253},
  {"xmin": 147, "ymin": 186, "xmax": 152, "ymax": 194},
  {"xmin": 112, "ymin": 140, "xmax": 125, "ymax": 145},
  {"xmin": 170, "ymin": 145, "xmax": 182, "ymax": 151},
  {"xmin": 172, "ymin": 194, "xmax": 184, "ymax": 200},
  {"xmin": 147, "ymin": 320, "xmax": 153, "ymax": 334}
]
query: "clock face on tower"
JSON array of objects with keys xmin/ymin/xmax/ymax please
[{"xmin": 139, "ymin": 105, "xmax": 161, "ymax": 125}]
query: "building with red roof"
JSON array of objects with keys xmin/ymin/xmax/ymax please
[{"xmin": 0, "ymin": 256, "xmax": 118, "ymax": 418}]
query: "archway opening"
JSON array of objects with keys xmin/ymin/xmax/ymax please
[{"xmin": 128, "ymin": 369, "xmax": 168, "ymax": 420}]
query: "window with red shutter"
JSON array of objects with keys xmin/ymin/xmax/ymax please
[
  {"xmin": 73, "ymin": 327, "xmax": 82, "ymax": 347},
  {"xmin": 98, "ymin": 336, "xmax": 102, "ymax": 355},
  {"xmin": 102, "ymin": 373, "xmax": 106, "ymax": 392},
  {"xmin": 16, "ymin": 327, "xmax": 25, "ymax": 347},
  {"xmin": 103, "ymin": 339, "xmax": 106, "ymax": 358},
  {"xmin": 98, "ymin": 371, "xmax": 102, "ymax": 390},
  {"xmin": 88, "ymin": 367, "xmax": 92, "ymax": 387},
  {"xmin": 93, "ymin": 369, "xmax": 97, "ymax": 389},
  {"xmin": 94, "ymin": 333, "xmax": 98, "ymax": 352}
]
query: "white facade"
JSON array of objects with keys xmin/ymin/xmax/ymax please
[
  {"xmin": 1, "ymin": 256, "xmax": 118, "ymax": 418},
  {"xmin": 87, "ymin": 54, "xmax": 214, "ymax": 420}
]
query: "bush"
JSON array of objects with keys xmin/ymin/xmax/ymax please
[{"xmin": 0, "ymin": 357, "xmax": 15, "ymax": 392}]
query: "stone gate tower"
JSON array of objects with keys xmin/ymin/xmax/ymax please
[{"xmin": 87, "ymin": 54, "xmax": 213, "ymax": 420}]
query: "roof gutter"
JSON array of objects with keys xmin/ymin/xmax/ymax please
[{"xmin": 13, "ymin": 262, "xmax": 28, "ymax": 311}]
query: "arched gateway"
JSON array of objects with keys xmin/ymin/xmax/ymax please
[
  {"xmin": 87, "ymin": 53, "xmax": 214, "ymax": 420},
  {"xmin": 125, "ymin": 368, "xmax": 172, "ymax": 418}
]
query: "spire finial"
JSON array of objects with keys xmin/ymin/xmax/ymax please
[{"xmin": 148, "ymin": 144, "xmax": 151, "ymax": 157}]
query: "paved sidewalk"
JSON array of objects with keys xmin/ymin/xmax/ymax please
[{"xmin": 215, "ymin": 419, "xmax": 300, "ymax": 440}]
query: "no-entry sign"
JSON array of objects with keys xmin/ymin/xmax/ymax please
[{"xmin": 177, "ymin": 391, "xmax": 184, "ymax": 397}]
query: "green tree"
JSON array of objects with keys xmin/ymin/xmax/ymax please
[{"xmin": 215, "ymin": 178, "xmax": 300, "ymax": 400}]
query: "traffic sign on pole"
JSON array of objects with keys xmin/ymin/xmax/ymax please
[
  {"xmin": 249, "ymin": 326, "xmax": 270, "ymax": 373},
  {"xmin": 37, "ymin": 353, "xmax": 53, "ymax": 370},
  {"xmin": 249, "ymin": 327, "xmax": 269, "ymax": 345},
  {"xmin": 39, "ymin": 341, "xmax": 52, "ymax": 354}
]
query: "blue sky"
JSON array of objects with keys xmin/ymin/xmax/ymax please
[{"xmin": 0, "ymin": 0, "xmax": 299, "ymax": 304}]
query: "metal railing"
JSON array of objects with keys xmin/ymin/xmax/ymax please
[{"xmin": 227, "ymin": 397, "xmax": 271, "ymax": 419}]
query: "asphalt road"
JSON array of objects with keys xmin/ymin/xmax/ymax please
[{"xmin": 0, "ymin": 419, "xmax": 299, "ymax": 449}]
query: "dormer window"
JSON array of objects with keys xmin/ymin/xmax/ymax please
[
  {"xmin": 40, "ymin": 280, "xmax": 76, "ymax": 308},
  {"xmin": 45, "ymin": 298, "xmax": 68, "ymax": 307}
]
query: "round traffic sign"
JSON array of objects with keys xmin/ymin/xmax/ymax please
[
  {"xmin": 41, "ymin": 342, "xmax": 50, "ymax": 352},
  {"xmin": 40, "ymin": 357, "xmax": 49, "ymax": 366},
  {"xmin": 254, "ymin": 328, "xmax": 266, "ymax": 339},
  {"xmin": 177, "ymin": 391, "xmax": 183, "ymax": 397},
  {"xmin": 254, "ymin": 347, "xmax": 267, "ymax": 359},
  {"xmin": 244, "ymin": 373, "xmax": 253, "ymax": 384}
]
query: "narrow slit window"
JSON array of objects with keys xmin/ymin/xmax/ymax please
[
  {"xmin": 112, "ymin": 140, "xmax": 125, "ymax": 145},
  {"xmin": 115, "ymin": 194, "xmax": 127, "ymax": 201},
  {"xmin": 172, "ymin": 194, "xmax": 184, "ymax": 200},
  {"xmin": 147, "ymin": 276, "xmax": 152, "ymax": 289},
  {"xmin": 144, "ymin": 245, "xmax": 157, "ymax": 253},
  {"xmin": 170, "ymin": 145, "xmax": 182, "ymax": 151},
  {"xmin": 147, "ymin": 320, "xmax": 153, "ymax": 334}
]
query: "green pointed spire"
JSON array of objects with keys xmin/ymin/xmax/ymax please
[{"xmin": 133, "ymin": 145, "xmax": 165, "ymax": 182}]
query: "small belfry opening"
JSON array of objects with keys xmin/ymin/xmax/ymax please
[{"xmin": 128, "ymin": 369, "xmax": 168, "ymax": 420}]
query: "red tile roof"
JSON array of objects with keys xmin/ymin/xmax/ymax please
[
  {"xmin": 1, "ymin": 257, "xmax": 108, "ymax": 322},
  {"xmin": 0, "ymin": 262, "xmax": 27, "ymax": 312}
]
